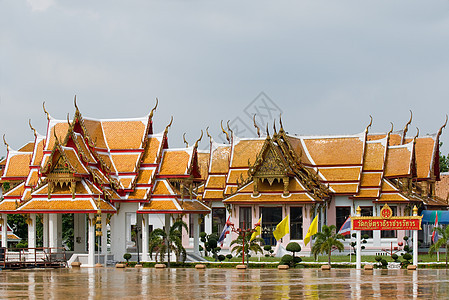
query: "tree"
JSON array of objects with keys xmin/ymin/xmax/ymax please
[
  {"xmin": 429, "ymin": 225, "xmax": 449, "ymax": 268},
  {"xmin": 230, "ymin": 234, "xmax": 263, "ymax": 264},
  {"xmin": 311, "ymin": 225, "xmax": 345, "ymax": 265},
  {"xmin": 149, "ymin": 219, "xmax": 188, "ymax": 263}
]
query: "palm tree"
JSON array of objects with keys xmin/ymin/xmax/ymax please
[
  {"xmin": 429, "ymin": 225, "xmax": 449, "ymax": 268},
  {"xmin": 311, "ymin": 225, "xmax": 345, "ymax": 265},
  {"xmin": 230, "ymin": 234, "xmax": 264, "ymax": 265},
  {"xmin": 148, "ymin": 219, "xmax": 188, "ymax": 263}
]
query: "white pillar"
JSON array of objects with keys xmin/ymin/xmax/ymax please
[
  {"xmin": 413, "ymin": 206, "xmax": 418, "ymax": 267},
  {"xmin": 88, "ymin": 213, "xmax": 95, "ymax": 266},
  {"xmin": 48, "ymin": 213, "xmax": 57, "ymax": 248},
  {"xmin": 43, "ymin": 214, "xmax": 49, "ymax": 248},
  {"xmin": 74, "ymin": 214, "xmax": 86, "ymax": 253},
  {"xmin": 1, "ymin": 214, "xmax": 7, "ymax": 248},
  {"xmin": 142, "ymin": 214, "xmax": 149, "ymax": 262},
  {"xmin": 101, "ymin": 213, "xmax": 107, "ymax": 255},
  {"xmin": 193, "ymin": 214, "xmax": 200, "ymax": 255},
  {"xmin": 356, "ymin": 206, "xmax": 361, "ymax": 269},
  {"xmin": 28, "ymin": 214, "xmax": 36, "ymax": 249}
]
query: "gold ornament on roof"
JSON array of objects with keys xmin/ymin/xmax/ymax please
[
  {"xmin": 43, "ymin": 101, "xmax": 50, "ymax": 120},
  {"xmin": 29, "ymin": 119, "xmax": 37, "ymax": 137},
  {"xmin": 220, "ymin": 120, "xmax": 230, "ymax": 143},
  {"xmin": 164, "ymin": 116, "xmax": 173, "ymax": 135},
  {"xmin": 194, "ymin": 130, "xmax": 203, "ymax": 149},
  {"xmin": 149, "ymin": 98, "xmax": 158, "ymax": 120},
  {"xmin": 388, "ymin": 122, "xmax": 394, "ymax": 135},
  {"xmin": 2, "ymin": 134, "xmax": 9, "ymax": 150},
  {"xmin": 206, "ymin": 126, "xmax": 212, "ymax": 143},
  {"xmin": 403, "ymin": 110, "xmax": 413, "ymax": 137},
  {"xmin": 273, "ymin": 119, "xmax": 277, "ymax": 134},
  {"xmin": 437, "ymin": 114, "xmax": 448, "ymax": 139},
  {"xmin": 226, "ymin": 121, "xmax": 233, "ymax": 140},
  {"xmin": 279, "ymin": 113, "xmax": 284, "ymax": 132},
  {"xmin": 253, "ymin": 114, "xmax": 261, "ymax": 137},
  {"xmin": 365, "ymin": 115, "xmax": 373, "ymax": 133},
  {"xmin": 183, "ymin": 133, "xmax": 189, "ymax": 147},
  {"xmin": 74, "ymin": 95, "xmax": 79, "ymax": 111}
]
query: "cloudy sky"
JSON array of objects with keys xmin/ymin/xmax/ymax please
[{"xmin": 1, "ymin": 0, "xmax": 449, "ymax": 156}]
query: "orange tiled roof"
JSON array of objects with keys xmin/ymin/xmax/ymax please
[
  {"xmin": 302, "ymin": 134, "xmax": 365, "ymax": 166},
  {"xmin": 197, "ymin": 151, "xmax": 210, "ymax": 180},
  {"xmin": 152, "ymin": 179, "xmax": 174, "ymax": 196},
  {"xmin": 206, "ymin": 175, "xmax": 226, "ymax": 189},
  {"xmin": 127, "ymin": 188, "xmax": 149, "ymax": 200},
  {"xmin": 3, "ymin": 182, "xmax": 25, "ymax": 198},
  {"xmin": 360, "ymin": 173, "xmax": 383, "ymax": 187},
  {"xmin": 111, "ymin": 154, "xmax": 140, "ymax": 173},
  {"xmin": 62, "ymin": 147, "xmax": 89, "ymax": 175},
  {"xmin": 18, "ymin": 198, "xmax": 115, "ymax": 212},
  {"xmin": 141, "ymin": 135, "xmax": 162, "ymax": 164},
  {"xmin": 435, "ymin": 173, "xmax": 449, "ymax": 200},
  {"xmin": 363, "ymin": 140, "xmax": 387, "ymax": 171},
  {"xmin": 378, "ymin": 192, "xmax": 409, "ymax": 202},
  {"xmin": 384, "ymin": 143, "xmax": 413, "ymax": 177},
  {"xmin": 352, "ymin": 188, "xmax": 379, "ymax": 199},
  {"xmin": 318, "ymin": 167, "xmax": 361, "ymax": 182},
  {"xmin": 415, "ymin": 136, "xmax": 437, "ymax": 179},
  {"xmin": 230, "ymin": 138, "xmax": 265, "ymax": 168},
  {"xmin": 203, "ymin": 190, "xmax": 224, "ymax": 199},
  {"xmin": 18, "ymin": 142, "xmax": 35, "ymax": 152},
  {"xmin": 2, "ymin": 152, "xmax": 32, "ymax": 178},
  {"xmin": 158, "ymin": 149, "xmax": 191, "ymax": 176},
  {"xmin": 82, "ymin": 119, "xmax": 108, "ymax": 149},
  {"xmin": 328, "ymin": 183, "xmax": 359, "ymax": 194},
  {"xmin": 227, "ymin": 169, "xmax": 249, "ymax": 185},
  {"xmin": 46, "ymin": 122, "xmax": 70, "ymax": 150},
  {"xmin": 101, "ymin": 120, "xmax": 146, "ymax": 149},
  {"xmin": 223, "ymin": 192, "xmax": 315, "ymax": 203},
  {"xmin": 209, "ymin": 144, "xmax": 231, "ymax": 174},
  {"xmin": 0, "ymin": 199, "xmax": 18, "ymax": 212}
]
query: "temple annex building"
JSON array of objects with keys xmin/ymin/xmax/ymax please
[{"xmin": 0, "ymin": 101, "xmax": 447, "ymax": 265}]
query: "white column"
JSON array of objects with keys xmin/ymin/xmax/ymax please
[
  {"xmin": 101, "ymin": 214, "xmax": 107, "ymax": 255},
  {"xmin": 48, "ymin": 213, "xmax": 57, "ymax": 248},
  {"xmin": 74, "ymin": 214, "xmax": 86, "ymax": 253},
  {"xmin": 1, "ymin": 214, "xmax": 7, "ymax": 248},
  {"xmin": 193, "ymin": 214, "xmax": 200, "ymax": 255},
  {"xmin": 356, "ymin": 206, "xmax": 361, "ymax": 269},
  {"xmin": 28, "ymin": 214, "xmax": 36, "ymax": 249},
  {"xmin": 43, "ymin": 214, "xmax": 49, "ymax": 248},
  {"xmin": 142, "ymin": 214, "xmax": 149, "ymax": 262},
  {"xmin": 413, "ymin": 206, "xmax": 418, "ymax": 267},
  {"xmin": 88, "ymin": 213, "xmax": 95, "ymax": 266}
]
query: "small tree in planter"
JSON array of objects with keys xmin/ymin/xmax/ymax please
[
  {"xmin": 401, "ymin": 253, "xmax": 413, "ymax": 268},
  {"xmin": 280, "ymin": 254, "xmax": 293, "ymax": 266},
  {"xmin": 226, "ymin": 254, "xmax": 233, "ymax": 261},
  {"xmin": 123, "ymin": 253, "xmax": 132, "ymax": 264},
  {"xmin": 286, "ymin": 242, "xmax": 302, "ymax": 265},
  {"xmin": 311, "ymin": 225, "xmax": 345, "ymax": 265}
]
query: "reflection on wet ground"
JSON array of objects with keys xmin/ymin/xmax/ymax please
[{"xmin": 1, "ymin": 267, "xmax": 449, "ymax": 299}]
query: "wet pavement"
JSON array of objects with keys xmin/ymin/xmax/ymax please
[{"xmin": 1, "ymin": 267, "xmax": 449, "ymax": 299}]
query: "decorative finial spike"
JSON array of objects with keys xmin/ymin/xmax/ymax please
[
  {"xmin": 206, "ymin": 126, "xmax": 212, "ymax": 142},
  {"xmin": 194, "ymin": 130, "xmax": 203, "ymax": 148},
  {"xmin": 43, "ymin": 101, "xmax": 50, "ymax": 120},
  {"xmin": 253, "ymin": 114, "xmax": 261, "ymax": 137},
  {"xmin": 164, "ymin": 116, "xmax": 173, "ymax": 134},
  {"xmin": 74, "ymin": 95, "xmax": 78, "ymax": 110},
  {"xmin": 226, "ymin": 120, "xmax": 233, "ymax": 138},
  {"xmin": 149, "ymin": 98, "xmax": 158, "ymax": 119},
  {"xmin": 3, "ymin": 134, "xmax": 9, "ymax": 149},
  {"xmin": 29, "ymin": 119, "xmax": 37, "ymax": 137},
  {"xmin": 365, "ymin": 115, "xmax": 373, "ymax": 133},
  {"xmin": 437, "ymin": 114, "xmax": 448, "ymax": 138},
  {"xmin": 266, "ymin": 123, "xmax": 270, "ymax": 137},
  {"xmin": 414, "ymin": 127, "xmax": 419, "ymax": 140},
  {"xmin": 279, "ymin": 113, "xmax": 284, "ymax": 131},
  {"xmin": 273, "ymin": 119, "xmax": 277, "ymax": 134},
  {"xmin": 388, "ymin": 122, "xmax": 394, "ymax": 135},
  {"xmin": 221, "ymin": 120, "xmax": 230, "ymax": 143},
  {"xmin": 183, "ymin": 133, "xmax": 189, "ymax": 148}
]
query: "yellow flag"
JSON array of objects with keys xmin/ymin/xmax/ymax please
[
  {"xmin": 250, "ymin": 216, "xmax": 262, "ymax": 241},
  {"xmin": 273, "ymin": 215, "xmax": 289, "ymax": 241},
  {"xmin": 304, "ymin": 214, "xmax": 319, "ymax": 246}
]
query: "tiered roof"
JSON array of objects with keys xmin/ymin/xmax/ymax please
[
  {"xmin": 201, "ymin": 114, "xmax": 447, "ymax": 208},
  {"xmin": 0, "ymin": 100, "xmax": 210, "ymax": 216}
]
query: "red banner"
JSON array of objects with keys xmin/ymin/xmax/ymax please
[{"xmin": 352, "ymin": 218, "xmax": 421, "ymax": 231}]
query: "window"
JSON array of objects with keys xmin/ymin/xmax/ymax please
[
  {"xmin": 336, "ymin": 207, "xmax": 351, "ymax": 232},
  {"xmin": 239, "ymin": 207, "xmax": 252, "ymax": 230},
  {"xmin": 260, "ymin": 207, "xmax": 282, "ymax": 246},
  {"xmin": 360, "ymin": 206, "xmax": 373, "ymax": 238},
  {"xmin": 212, "ymin": 208, "xmax": 226, "ymax": 235},
  {"xmin": 290, "ymin": 207, "xmax": 303, "ymax": 240},
  {"xmin": 381, "ymin": 206, "xmax": 397, "ymax": 238},
  {"xmin": 189, "ymin": 215, "xmax": 206, "ymax": 238}
]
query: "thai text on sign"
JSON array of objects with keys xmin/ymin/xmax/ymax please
[{"xmin": 351, "ymin": 218, "xmax": 421, "ymax": 231}]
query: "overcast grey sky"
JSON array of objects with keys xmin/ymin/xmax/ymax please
[{"xmin": 1, "ymin": 0, "xmax": 449, "ymax": 156}]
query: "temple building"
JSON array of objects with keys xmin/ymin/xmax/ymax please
[
  {"xmin": 0, "ymin": 100, "xmax": 209, "ymax": 266},
  {"xmin": 200, "ymin": 114, "xmax": 448, "ymax": 254},
  {"xmin": 0, "ymin": 101, "xmax": 447, "ymax": 263}
]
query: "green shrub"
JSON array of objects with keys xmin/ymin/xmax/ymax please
[
  {"xmin": 381, "ymin": 259, "xmax": 388, "ymax": 269},
  {"xmin": 226, "ymin": 254, "xmax": 233, "ymax": 260},
  {"xmin": 391, "ymin": 254, "xmax": 399, "ymax": 262},
  {"xmin": 123, "ymin": 253, "xmax": 132, "ymax": 262},
  {"xmin": 375, "ymin": 256, "xmax": 382, "ymax": 262},
  {"xmin": 280, "ymin": 254, "xmax": 293, "ymax": 266},
  {"xmin": 218, "ymin": 255, "xmax": 225, "ymax": 262}
]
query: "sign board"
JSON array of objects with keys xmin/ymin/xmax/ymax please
[{"xmin": 351, "ymin": 204, "xmax": 422, "ymax": 231}]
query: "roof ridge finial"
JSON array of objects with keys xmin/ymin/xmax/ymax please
[
  {"xmin": 164, "ymin": 116, "xmax": 173, "ymax": 135},
  {"xmin": 29, "ymin": 119, "xmax": 37, "ymax": 138},
  {"xmin": 266, "ymin": 123, "xmax": 270, "ymax": 138},
  {"xmin": 388, "ymin": 122, "xmax": 394, "ymax": 136},
  {"xmin": 206, "ymin": 126, "xmax": 212, "ymax": 143},
  {"xmin": 253, "ymin": 114, "xmax": 261, "ymax": 137},
  {"xmin": 365, "ymin": 115, "xmax": 373, "ymax": 133},
  {"xmin": 279, "ymin": 113, "xmax": 284, "ymax": 132},
  {"xmin": 3, "ymin": 134, "xmax": 9, "ymax": 150},
  {"xmin": 273, "ymin": 119, "xmax": 277, "ymax": 135},
  {"xmin": 414, "ymin": 127, "xmax": 419, "ymax": 140},
  {"xmin": 221, "ymin": 120, "xmax": 230, "ymax": 143},
  {"xmin": 149, "ymin": 98, "xmax": 158, "ymax": 119},
  {"xmin": 194, "ymin": 130, "xmax": 203, "ymax": 149},
  {"xmin": 226, "ymin": 120, "xmax": 233, "ymax": 140},
  {"xmin": 437, "ymin": 114, "xmax": 448, "ymax": 138},
  {"xmin": 53, "ymin": 126, "xmax": 60, "ymax": 145},
  {"xmin": 74, "ymin": 95, "xmax": 78, "ymax": 111},
  {"xmin": 403, "ymin": 110, "xmax": 413, "ymax": 136},
  {"xmin": 43, "ymin": 101, "xmax": 50, "ymax": 121},
  {"xmin": 67, "ymin": 113, "xmax": 71, "ymax": 126},
  {"xmin": 183, "ymin": 133, "xmax": 189, "ymax": 148}
]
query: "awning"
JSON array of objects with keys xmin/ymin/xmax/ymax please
[{"xmin": 421, "ymin": 210, "xmax": 449, "ymax": 224}]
